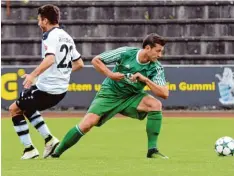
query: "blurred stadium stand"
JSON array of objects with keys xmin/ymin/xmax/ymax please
[{"xmin": 1, "ymin": 0, "xmax": 234, "ymax": 65}]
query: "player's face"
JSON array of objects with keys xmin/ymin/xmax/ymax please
[
  {"xmin": 37, "ymin": 15, "xmax": 48, "ymax": 32},
  {"xmin": 146, "ymin": 44, "xmax": 164, "ymax": 62}
]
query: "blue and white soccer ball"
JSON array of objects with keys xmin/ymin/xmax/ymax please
[{"xmin": 215, "ymin": 136, "xmax": 234, "ymax": 156}]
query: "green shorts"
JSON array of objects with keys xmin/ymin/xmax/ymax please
[{"xmin": 87, "ymin": 89, "xmax": 148, "ymax": 127}]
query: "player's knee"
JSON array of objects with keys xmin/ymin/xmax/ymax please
[
  {"xmin": 9, "ymin": 103, "xmax": 22, "ymax": 117},
  {"xmin": 148, "ymin": 99, "xmax": 162, "ymax": 111},
  {"xmin": 79, "ymin": 115, "xmax": 99, "ymax": 133},
  {"xmin": 80, "ymin": 122, "xmax": 94, "ymax": 133},
  {"xmin": 8, "ymin": 104, "xmax": 14, "ymax": 116},
  {"xmin": 83, "ymin": 122, "xmax": 92, "ymax": 131}
]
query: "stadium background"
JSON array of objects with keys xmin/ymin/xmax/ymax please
[
  {"xmin": 1, "ymin": 0, "xmax": 234, "ymax": 111},
  {"xmin": 1, "ymin": 1, "xmax": 234, "ymax": 176}
]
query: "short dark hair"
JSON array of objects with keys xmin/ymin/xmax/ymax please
[
  {"xmin": 142, "ymin": 33, "xmax": 166, "ymax": 48},
  {"xmin": 38, "ymin": 4, "xmax": 60, "ymax": 25}
]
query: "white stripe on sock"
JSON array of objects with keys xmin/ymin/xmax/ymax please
[
  {"xmin": 76, "ymin": 125, "xmax": 84, "ymax": 135},
  {"xmin": 31, "ymin": 115, "xmax": 43, "ymax": 126},
  {"xmin": 20, "ymin": 134, "xmax": 33, "ymax": 148},
  {"xmin": 14, "ymin": 124, "xmax": 28, "ymax": 132},
  {"xmin": 30, "ymin": 111, "xmax": 51, "ymax": 139},
  {"xmin": 37, "ymin": 124, "xmax": 51, "ymax": 139},
  {"xmin": 31, "ymin": 111, "xmax": 40, "ymax": 118}
]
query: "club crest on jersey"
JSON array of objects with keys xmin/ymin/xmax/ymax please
[
  {"xmin": 124, "ymin": 73, "xmax": 137, "ymax": 84},
  {"xmin": 125, "ymin": 64, "xmax": 130, "ymax": 69}
]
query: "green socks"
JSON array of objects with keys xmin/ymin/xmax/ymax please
[
  {"xmin": 54, "ymin": 111, "xmax": 162, "ymax": 156},
  {"xmin": 146, "ymin": 111, "xmax": 162, "ymax": 149},
  {"xmin": 55, "ymin": 125, "xmax": 84, "ymax": 156}
]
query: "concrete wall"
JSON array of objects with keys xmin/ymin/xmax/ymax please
[{"xmin": 1, "ymin": 1, "xmax": 234, "ymax": 64}]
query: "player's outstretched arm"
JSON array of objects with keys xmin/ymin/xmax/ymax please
[
  {"xmin": 72, "ymin": 58, "xmax": 84, "ymax": 72},
  {"xmin": 22, "ymin": 55, "xmax": 55, "ymax": 89},
  {"xmin": 92, "ymin": 56, "xmax": 124, "ymax": 81}
]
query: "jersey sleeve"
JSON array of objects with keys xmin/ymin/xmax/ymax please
[
  {"xmin": 150, "ymin": 67, "xmax": 167, "ymax": 86},
  {"xmin": 43, "ymin": 34, "xmax": 57, "ymax": 56},
  {"xmin": 99, "ymin": 47, "xmax": 129, "ymax": 64},
  {"xmin": 71, "ymin": 43, "xmax": 81, "ymax": 62}
]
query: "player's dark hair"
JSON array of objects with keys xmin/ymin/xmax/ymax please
[
  {"xmin": 142, "ymin": 33, "xmax": 166, "ymax": 48},
  {"xmin": 38, "ymin": 4, "xmax": 60, "ymax": 25}
]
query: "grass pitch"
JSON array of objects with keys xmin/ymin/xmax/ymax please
[{"xmin": 2, "ymin": 117, "xmax": 234, "ymax": 176}]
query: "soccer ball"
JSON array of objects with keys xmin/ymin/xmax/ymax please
[{"xmin": 215, "ymin": 136, "xmax": 234, "ymax": 156}]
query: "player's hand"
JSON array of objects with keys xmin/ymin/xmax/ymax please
[
  {"xmin": 22, "ymin": 74, "xmax": 35, "ymax": 89},
  {"xmin": 130, "ymin": 73, "xmax": 148, "ymax": 83},
  {"xmin": 108, "ymin": 72, "xmax": 125, "ymax": 81}
]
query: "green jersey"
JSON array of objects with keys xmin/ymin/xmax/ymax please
[{"xmin": 99, "ymin": 47, "xmax": 166, "ymax": 97}]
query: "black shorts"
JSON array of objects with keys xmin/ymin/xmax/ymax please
[{"xmin": 16, "ymin": 85, "xmax": 66, "ymax": 112}]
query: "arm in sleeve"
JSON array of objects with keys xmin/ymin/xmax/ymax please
[
  {"xmin": 150, "ymin": 67, "xmax": 167, "ymax": 86},
  {"xmin": 99, "ymin": 47, "xmax": 128, "ymax": 64},
  {"xmin": 71, "ymin": 44, "xmax": 81, "ymax": 62},
  {"xmin": 43, "ymin": 34, "xmax": 57, "ymax": 56}
]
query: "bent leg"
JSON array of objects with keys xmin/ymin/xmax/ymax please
[
  {"xmin": 53, "ymin": 92, "xmax": 132, "ymax": 157},
  {"xmin": 24, "ymin": 111, "xmax": 52, "ymax": 141},
  {"xmin": 23, "ymin": 86, "xmax": 65, "ymax": 143},
  {"xmin": 137, "ymin": 95, "xmax": 163, "ymax": 150},
  {"xmin": 19, "ymin": 86, "xmax": 66, "ymax": 158},
  {"xmin": 54, "ymin": 113, "xmax": 101, "ymax": 156},
  {"xmin": 9, "ymin": 102, "xmax": 35, "ymax": 155}
]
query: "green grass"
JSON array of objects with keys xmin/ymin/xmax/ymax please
[{"xmin": 2, "ymin": 117, "xmax": 234, "ymax": 176}]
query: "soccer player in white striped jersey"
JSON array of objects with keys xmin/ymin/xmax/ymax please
[{"xmin": 9, "ymin": 4, "xmax": 84, "ymax": 159}]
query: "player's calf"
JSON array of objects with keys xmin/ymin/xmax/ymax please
[
  {"xmin": 24, "ymin": 111, "xmax": 55, "ymax": 144},
  {"xmin": 10, "ymin": 103, "xmax": 38, "ymax": 159},
  {"xmin": 12, "ymin": 115, "xmax": 32, "ymax": 148},
  {"xmin": 138, "ymin": 96, "xmax": 165, "ymax": 158},
  {"xmin": 51, "ymin": 125, "xmax": 84, "ymax": 158},
  {"xmin": 24, "ymin": 111, "xmax": 60, "ymax": 158},
  {"xmin": 51, "ymin": 114, "xmax": 100, "ymax": 158}
]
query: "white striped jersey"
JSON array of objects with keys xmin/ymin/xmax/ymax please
[{"xmin": 36, "ymin": 27, "xmax": 81, "ymax": 94}]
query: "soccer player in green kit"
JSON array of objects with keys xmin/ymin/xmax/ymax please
[{"xmin": 51, "ymin": 33, "xmax": 169, "ymax": 159}]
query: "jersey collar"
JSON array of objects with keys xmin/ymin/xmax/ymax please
[
  {"xmin": 136, "ymin": 49, "xmax": 150, "ymax": 65},
  {"xmin": 42, "ymin": 27, "xmax": 62, "ymax": 40}
]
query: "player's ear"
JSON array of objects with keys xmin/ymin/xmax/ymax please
[
  {"xmin": 44, "ymin": 18, "xmax": 49, "ymax": 25},
  {"xmin": 145, "ymin": 45, "xmax": 151, "ymax": 51}
]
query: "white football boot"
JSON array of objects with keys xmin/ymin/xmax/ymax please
[
  {"xmin": 21, "ymin": 146, "xmax": 39, "ymax": 160},
  {"xmin": 43, "ymin": 136, "xmax": 60, "ymax": 158}
]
